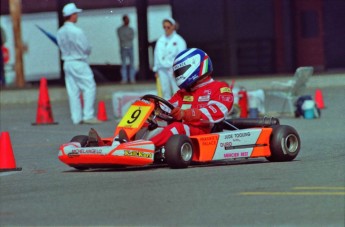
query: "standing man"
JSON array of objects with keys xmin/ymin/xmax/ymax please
[
  {"xmin": 153, "ymin": 17, "xmax": 186, "ymax": 100},
  {"xmin": 57, "ymin": 3, "xmax": 101, "ymax": 125},
  {"xmin": 117, "ymin": 15, "xmax": 136, "ymax": 84}
]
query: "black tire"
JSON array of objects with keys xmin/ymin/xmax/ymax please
[
  {"xmin": 70, "ymin": 135, "xmax": 89, "ymax": 170},
  {"xmin": 266, "ymin": 125, "xmax": 300, "ymax": 162},
  {"xmin": 165, "ymin": 135, "xmax": 193, "ymax": 169}
]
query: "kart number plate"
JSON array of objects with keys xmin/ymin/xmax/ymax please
[{"xmin": 118, "ymin": 105, "xmax": 151, "ymax": 129}]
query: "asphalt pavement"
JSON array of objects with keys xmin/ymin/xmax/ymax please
[{"xmin": 0, "ymin": 71, "xmax": 344, "ymax": 226}]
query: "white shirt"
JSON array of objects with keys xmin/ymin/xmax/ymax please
[
  {"xmin": 57, "ymin": 22, "xmax": 91, "ymax": 61},
  {"xmin": 153, "ymin": 31, "xmax": 187, "ymax": 72}
]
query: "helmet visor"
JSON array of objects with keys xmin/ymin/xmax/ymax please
[{"xmin": 174, "ymin": 64, "xmax": 191, "ymax": 78}]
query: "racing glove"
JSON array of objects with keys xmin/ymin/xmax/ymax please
[{"xmin": 171, "ymin": 107, "xmax": 202, "ymax": 122}]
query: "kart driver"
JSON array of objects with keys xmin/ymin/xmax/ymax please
[{"xmin": 149, "ymin": 48, "xmax": 234, "ymax": 148}]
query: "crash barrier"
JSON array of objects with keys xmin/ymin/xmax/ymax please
[
  {"xmin": 0, "ymin": 132, "xmax": 22, "ymax": 172},
  {"xmin": 112, "ymin": 90, "xmax": 157, "ymax": 118},
  {"xmin": 32, "ymin": 77, "xmax": 58, "ymax": 125}
]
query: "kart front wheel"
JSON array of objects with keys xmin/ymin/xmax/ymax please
[
  {"xmin": 266, "ymin": 125, "xmax": 300, "ymax": 162},
  {"xmin": 165, "ymin": 135, "xmax": 193, "ymax": 169},
  {"xmin": 70, "ymin": 135, "xmax": 89, "ymax": 170}
]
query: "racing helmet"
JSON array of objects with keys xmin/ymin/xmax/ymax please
[{"xmin": 173, "ymin": 48, "xmax": 213, "ymax": 90}]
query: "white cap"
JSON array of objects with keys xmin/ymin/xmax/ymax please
[
  {"xmin": 163, "ymin": 17, "xmax": 176, "ymax": 25},
  {"xmin": 62, "ymin": 3, "xmax": 82, "ymax": 17}
]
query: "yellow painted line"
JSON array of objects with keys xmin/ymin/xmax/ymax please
[
  {"xmin": 239, "ymin": 192, "xmax": 345, "ymax": 196},
  {"xmin": 293, "ymin": 187, "xmax": 345, "ymax": 190}
]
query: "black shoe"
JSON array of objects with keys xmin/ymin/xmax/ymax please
[
  {"xmin": 117, "ymin": 129, "xmax": 129, "ymax": 143},
  {"xmin": 87, "ymin": 128, "xmax": 103, "ymax": 146}
]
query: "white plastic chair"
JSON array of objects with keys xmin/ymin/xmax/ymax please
[{"xmin": 266, "ymin": 66, "xmax": 314, "ymax": 115}]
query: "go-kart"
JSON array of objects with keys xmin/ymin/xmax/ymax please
[{"xmin": 58, "ymin": 94, "xmax": 301, "ymax": 170}]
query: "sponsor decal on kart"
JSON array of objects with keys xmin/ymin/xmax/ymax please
[
  {"xmin": 212, "ymin": 129, "xmax": 262, "ymax": 160},
  {"xmin": 220, "ymin": 141, "xmax": 233, "ymax": 149},
  {"xmin": 199, "ymin": 135, "xmax": 218, "ymax": 146},
  {"xmin": 62, "ymin": 144, "xmax": 117, "ymax": 157},
  {"xmin": 223, "ymin": 151, "xmax": 249, "ymax": 158},
  {"xmin": 124, "ymin": 150, "xmax": 153, "ymax": 158},
  {"xmin": 68, "ymin": 148, "xmax": 103, "ymax": 156},
  {"xmin": 224, "ymin": 132, "xmax": 251, "ymax": 140},
  {"xmin": 111, "ymin": 141, "xmax": 155, "ymax": 157}
]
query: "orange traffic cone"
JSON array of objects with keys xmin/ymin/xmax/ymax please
[
  {"xmin": 32, "ymin": 77, "xmax": 58, "ymax": 125},
  {"xmin": 314, "ymin": 89, "xmax": 325, "ymax": 109},
  {"xmin": 97, "ymin": 100, "xmax": 108, "ymax": 121},
  {"xmin": 0, "ymin": 132, "xmax": 22, "ymax": 171}
]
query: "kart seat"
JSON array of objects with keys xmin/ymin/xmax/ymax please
[{"xmin": 211, "ymin": 122, "xmax": 228, "ymax": 133}]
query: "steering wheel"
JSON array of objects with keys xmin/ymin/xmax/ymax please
[{"xmin": 141, "ymin": 94, "xmax": 174, "ymax": 122}]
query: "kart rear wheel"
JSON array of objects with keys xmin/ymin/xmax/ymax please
[
  {"xmin": 165, "ymin": 135, "xmax": 193, "ymax": 169},
  {"xmin": 70, "ymin": 135, "xmax": 89, "ymax": 170},
  {"xmin": 266, "ymin": 125, "xmax": 300, "ymax": 162}
]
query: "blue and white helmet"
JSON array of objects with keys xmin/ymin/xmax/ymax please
[{"xmin": 173, "ymin": 48, "xmax": 213, "ymax": 90}]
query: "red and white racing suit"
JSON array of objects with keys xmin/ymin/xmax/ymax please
[{"xmin": 150, "ymin": 77, "xmax": 234, "ymax": 148}]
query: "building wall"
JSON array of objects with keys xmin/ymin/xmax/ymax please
[
  {"xmin": 172, "ymin": 0, "xmax": 275, "ymax": 76},
  {"xmin": 172, "ymin": 0, "xmax": 344, "ymax": 76},
  {"xmin": 323, "ymin": 0, "xmax": 345, "ymax": 69},
  {"xmin": 1, "ymin": 0, "xmax": 344, "ymax": 83}
]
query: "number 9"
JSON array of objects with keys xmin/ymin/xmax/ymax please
[{"xmin": 127, "ymin": 109, "xmax": 141, "ymax": 124}]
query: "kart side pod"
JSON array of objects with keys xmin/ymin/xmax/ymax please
[
  {"xmin": 163, "ymin": 124, "xmax": 300, "ymax": 168},
  {"xmin": 190, "ymin": 128, "xmax": 273, "ymax": 163}
]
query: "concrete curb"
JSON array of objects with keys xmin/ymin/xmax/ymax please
[{"xmin": 1, "ymin": 73, "xmax": 344, "ymax": 104}]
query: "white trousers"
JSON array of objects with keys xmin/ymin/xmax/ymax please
[
  {"xmin": 157, "ymin": 68, "xmax": 179, "ymax": 100},
  {"xmin": 64, "ymin": 60, "xmax": 96, "ymax": 124}
]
